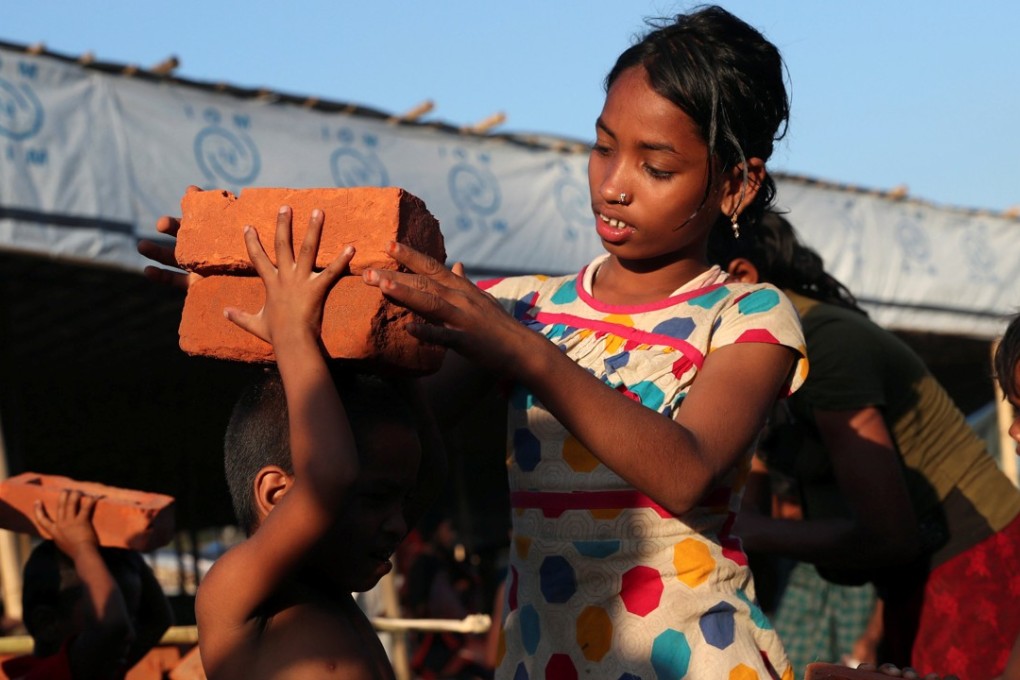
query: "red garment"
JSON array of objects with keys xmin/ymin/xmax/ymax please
[
  {"xmin": 1, "ymin": 638, "xmax": 73, "ymax": 680},
  {"xmin": 883, "ymin": 512, "xmax": 1020, "ymax": 679}
]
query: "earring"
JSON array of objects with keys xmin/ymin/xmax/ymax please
[{"xmin": 730, "ymin": 213, "xmax": 740, "ymax": 239}]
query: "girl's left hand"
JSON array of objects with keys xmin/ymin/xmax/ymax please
[{"xmin": 362, "ymin": 242, "xmax": 532, "ymax": 376}]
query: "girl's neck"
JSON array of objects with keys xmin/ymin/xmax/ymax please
[{"xmin": 592, "ymin": 254, "xmax": 713, "ymax": 306}]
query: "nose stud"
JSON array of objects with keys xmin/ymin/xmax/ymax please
[{"xmin": 619, "ymin": 193, "xmax": 629, "ymax": 205}]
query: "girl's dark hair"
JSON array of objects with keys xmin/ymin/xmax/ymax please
[
  {"xmin": 707, "ymin": 210, "xmax": 868, "ymax": 315},
  {"xmin": 994, "ymin": 314, "xmax": 1020, "ymax": 399},
  {"xmin": 606, "ymin": 5, "xmax": 790, "ymax": 231}
]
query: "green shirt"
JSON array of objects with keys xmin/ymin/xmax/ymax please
[{"xmin": 771, "ymin": 291, "xmax": 1020, "ymax": 568}]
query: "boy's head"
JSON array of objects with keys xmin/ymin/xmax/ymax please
[
  {"xmin": 223, "ymin": 365, "xmax": 422, "ymax": 591},
  {"xmin": 22, "ymin": 541, "xmax": 144, "ymax": 655},
  {"xmin": 995, "ymin": 314, "xmax": 1020, "ymax": 450}
]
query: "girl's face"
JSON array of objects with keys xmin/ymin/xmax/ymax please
[{"xmin": 588, "ymin": 65, "xmax": 743, "ymax": 265}]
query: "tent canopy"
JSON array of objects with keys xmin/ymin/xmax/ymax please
[{"xmin": 2, "ymin": 39, "xmax": 1019, "ymax": 340}]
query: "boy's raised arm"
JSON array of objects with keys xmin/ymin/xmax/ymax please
[{"xmin": 195, "ymin": 206, "xmax": 356, "ymax": 678}]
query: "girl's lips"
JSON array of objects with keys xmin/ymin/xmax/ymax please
[{"xmin": 596, "ymin": 213, "xmax": 635, "ymax": 244}]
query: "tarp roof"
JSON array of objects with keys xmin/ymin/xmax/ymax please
[{"xmin": 2, "ymin": 39, "xmax": 1019, "ymax": 339}]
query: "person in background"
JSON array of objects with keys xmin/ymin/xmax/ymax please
[
  {"xmin": 993, "ymin": 312, "xmax": 1020, "ymax": 680},
  {"xmin": 3, "ymin": 489, "xmax": 173, "ymax": 680},
  {"xmin": 709, "ymin": 210, "xmax": 1020, "ymax": 679}
]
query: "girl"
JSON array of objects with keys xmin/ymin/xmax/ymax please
[
  {"xmin": 362, "ymin": 7, "xmax": 807, "ymax": 678},
  {"xmin": 709, "ymin": 211, "xmax": 1020, "ymax": 679}
]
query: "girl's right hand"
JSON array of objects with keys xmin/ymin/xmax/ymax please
[{"xmin": 362, "ymin": 241, "xmax": 538, "ymax": 377}]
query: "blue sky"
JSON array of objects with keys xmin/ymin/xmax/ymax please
[{"xmin": 4, "ymin": 0, "xmax": 1018, "ymax": 212}]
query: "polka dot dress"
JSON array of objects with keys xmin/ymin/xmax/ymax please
[{"xmin": 480, "ymin": 257, "xmax": 808, "ymax": 680}]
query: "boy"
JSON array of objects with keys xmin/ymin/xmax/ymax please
[
  {"xmin": 195, "ymin": 206, "xmax": 442, "ymax": 680},
  {"xmin": 3, "ymin": 489, "xmax": 173, "ymax": 679}
]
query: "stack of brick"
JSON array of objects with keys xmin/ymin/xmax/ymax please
[
  {"xmin": 176, "ymin": 187, "xmax": 447, "ymax": 373},
  {"xmin": 0, "ymin": 472, "xmax": 175, "ymax": 551}
]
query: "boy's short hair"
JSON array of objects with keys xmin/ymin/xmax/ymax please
[
  {"xmin": 22, "ymin": 541, "xmax": 143, "ymax": 637},
  {"xmin": 995, "ymin": 314, "xmax": 1020, "ymax": 399},
  {"xmin": 223, "ymin": 365, "xmax": 418, "ymax": 536}
]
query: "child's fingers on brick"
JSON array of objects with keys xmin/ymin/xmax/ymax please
[
  {"xmin": 56, "ymin": 488, "xmax": 71, "ymax": 520},
  {"xmin": 296, "ymin": 208, "xmax": 325, "ymax": 270},
  {"xmin": 32, "ymin": 500, "xmax": 55, "ymax": 537},
  {"xmin": 242, "ymin": 225, "xmax": 275, "ymax": 280},
  {"xmin": 318, "ymin": 245, "xmax": 354, "ymax": 291},
  {"xmin": 79, "ymin": 493, "xmax": 98, "ymax": 519},
  {"xmin": 273, "ymin": 205, "xmax": 296, "ymax": 268},
  {"xmin": 399, "ymin": 245, "xmax": 451, "ymax": 278},
  {"xmin": 223, "ymin": 307, "xmax": 269, "ymax": 344},
  {"xmin": 155, "ymin": 215, "xmax": 181, "ymax": 239},
  {"xmin": 370, "ymin": 270, "xmax": 452, "ymax": 324}
]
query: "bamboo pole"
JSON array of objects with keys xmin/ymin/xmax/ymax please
[
  {"xmin": 0, "ymin": 410, "xmax": 23, "ymax": 622},
  {"xmin": 378, "ymin": 567, "xmax": 410, "ymax": 680}
]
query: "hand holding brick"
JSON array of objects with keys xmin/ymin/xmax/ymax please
[
  {"xmin": 175, "ymin": 187, "xmax": 447, "ymax": 373},
  {"xmin": 0, "ymin": 472, "xmax": 175, "ymax": 552}
]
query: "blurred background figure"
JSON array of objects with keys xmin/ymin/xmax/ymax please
[{"xmin": 709, "ymin": 211, "xmax": 1020, "ymax": 679}]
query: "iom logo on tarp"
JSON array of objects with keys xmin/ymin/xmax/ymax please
[
  {"xmin": 329, "ymin": 129, "xmax": 389, "ymax": 187},
  {"xmin": 552, "ymin": 162, "xmax": 589, "ymax": 241},
  {"xmin": 895, "ymin": 211, "xmax": 937, "ymax": 276},
  {"xmin": 0, "ymin": 76, "xmax": 44, "ymax": 141},
  {"xmin": 446, "ymin": 149, "xmax": 506, "ymax": 232},
  {"xmin": 960, "ymin": 221, "xmax": 999, "ymax": 284},
  {"xmin": 193, "ymin": 109, "xmax": 260, "ymax": 188}
]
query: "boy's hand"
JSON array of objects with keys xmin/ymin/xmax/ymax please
[
  {"xmin": 224, "ymin": 205, "xmax": 353, "ymax": 347},
  {"xmin": 33, "ymin": 489, "xmax": 102, "ymax": 560}
]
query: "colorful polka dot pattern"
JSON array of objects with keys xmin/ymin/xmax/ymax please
[{"xmin": 481, "ymin": 257, "xmax": 806, "ymax": 679}]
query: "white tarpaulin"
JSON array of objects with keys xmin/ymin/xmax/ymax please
[{"xmin": 2, "ymin": 42, "xmax": 1019, "ymax": 339}]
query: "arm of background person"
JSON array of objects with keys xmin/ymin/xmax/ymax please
[{"xmin": 737, "ymin": 405, "xmax": 923, "ymax": 569}]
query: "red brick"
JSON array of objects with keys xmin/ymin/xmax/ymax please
[
  {"xmin": 126, "ymin": 646, "xmax": 182, "ymax": 680},
  {"xmin": 0, "ymin": 473, "xmax": 175, "ymax": 552},
  {"xmin": 169, "ymin": 645, "xmax": 206, "ymax": 680},
  {"xmin": 179, "ymin": 275, "xmax": 444, "ymax": 372},
  {"xmin": 175, "ymin": 187, "xmax": 445, "ymax": 275},
  {"xmin": 805, "ymin": 663, "xmax": 903, "ymax": 680}
]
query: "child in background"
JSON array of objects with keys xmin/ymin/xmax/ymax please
[
  {"xmin": 994, "ymin": 312, "xmax": 1020, "ymax": 680},
  {"xmin": 2, "ymin": 489, "xmax": 173, "ymax": 680},
  {"xmin": 194, "ymin": 207, "xmax": 443, "ymax": 680},
  {"xmin": 994, "ymin": 313, "xmax": 1020, "ymax": 456}
]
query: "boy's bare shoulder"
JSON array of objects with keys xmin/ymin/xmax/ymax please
[{"xmin": 197, "ymin": 549, "xmax": 394, "ymax": 680}]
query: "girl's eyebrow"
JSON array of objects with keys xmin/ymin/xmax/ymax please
[
  {"xmin": 596, "ymin": 116, "xmax": 678, "ymax": 154},
  {"xmin": 595, "ymin": 117, "xmax": 615, "ymax": 138}
]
